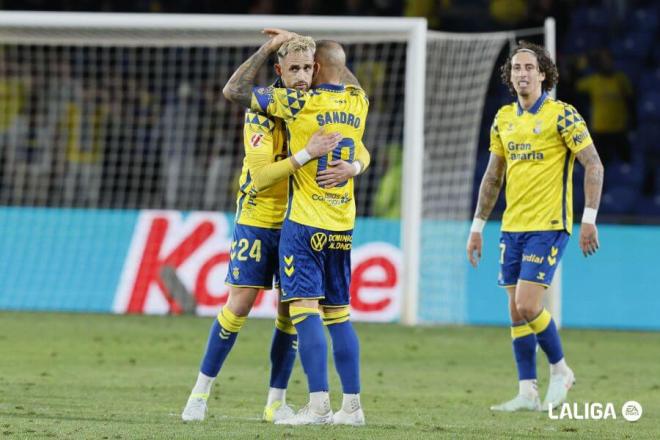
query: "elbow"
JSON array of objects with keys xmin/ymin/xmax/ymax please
[{"xmin": 222, "ymin": 83, "xmax": 236, "ymax": 102}]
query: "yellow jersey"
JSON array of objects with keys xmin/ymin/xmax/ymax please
[
  {"xmin": 251, "ymin": 83, "xmax": 369, "ymax": 231},
  {"xmin": 235, "ymin": 110, "xmax": 289, "ymax": 229},
  {"xmin": 490, "ymin": 92, "xmax": 593, "ymax": 234},
  {"xmin": 575, "ymin": 72, "xmax": 632, "ymax": 133}
]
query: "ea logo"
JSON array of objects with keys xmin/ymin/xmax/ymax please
[
  {"xmin": 621, "ymin": 401, "xmax": 642, "ymax": 422},
  {"xmin": 310, "ymin": 232, "xmax": 327, "ymax": 252}
]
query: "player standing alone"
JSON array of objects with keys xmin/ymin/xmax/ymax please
[{"xmin": 467, "ymin": 41, "xmax": 604, "ymax": 411}]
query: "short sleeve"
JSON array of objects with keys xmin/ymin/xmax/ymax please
[
  {"xmin": 243, "ymin": 111, "xmax": 275, "ymax": 163},
  {"xmin": 557, "ymin": 104, "xmax": 593, "ymax": 153},
  {"xmin": 346, "ymin": 84, "xmax": 369, "ymax": 104},
  {"xmin": 250, "ymin": 86, "xmax": 308, "ymax": 121},
  {"xmin": 489, "ymin": 113, "xmax": 505, "ymax": 157}
]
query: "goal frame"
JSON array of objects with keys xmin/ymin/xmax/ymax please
[{"xmin": 0, "ymin": 12, "xmax": 558, "ymax": 326}]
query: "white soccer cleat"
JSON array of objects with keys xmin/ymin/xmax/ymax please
[
  {"xmin": 181, "ymin": 393, "xmax": 209, "ymax": 421},
  {"xmin": 332, "ymin": 408, "xmax": 366, "ymax": 426},
  {"xmin": 542, "ymin": 368, "xmax": 576, "ymax": 411},
  {"xmin": 262, "ymin": 400, "xmax": 296, "ymax": 423},
  {"xmin": 490, "ymin": 394, "xmax": 542, "ymax": 412},
  {"xmin": 274, "ymin": 403, "xmax": 333, "ymax": 425}
]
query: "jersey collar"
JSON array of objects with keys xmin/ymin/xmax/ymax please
[
  {"xmin": 315, "ymin": 83, "xmax": 345, "ymax": 92},
  {"xmin": 516, "ymin": 91, "xmax": 548, "ymax": 116}
]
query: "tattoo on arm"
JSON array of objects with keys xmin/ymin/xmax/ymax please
[
  {"xmin": 341, "ymin": 66, "xmax": 360, "ymax": 87},
  {"xmin": 223, "ymin": 46, "xmax": 271, "ymax": 108},
  {"xmin": 474, "ymin": 154, "xmax": 506, "ymax": 220},
  {"xmin": 576, "ymin": 144, "xmax": 604, "ymax": 209}
]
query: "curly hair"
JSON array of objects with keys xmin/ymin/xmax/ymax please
[{"xmin": 500, "ymin": 40, "xmax": 559, "ymax": 96}]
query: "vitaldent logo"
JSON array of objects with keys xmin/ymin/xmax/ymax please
[{"xmin": 548, "ymin": 401, "xmax": 642, "ymax": 422}]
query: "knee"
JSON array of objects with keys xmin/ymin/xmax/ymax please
[
  {"xmin": 276, "ymin": 297, "xmax": 290, "ymax": 318},
  {"xmin": 291, "ymin": 299, "xmax": 319, "ymax": 310},
  {"xmin": 226, "ymin": 288, "xmax": 257, "ymax": 317},
  {"xmin": 515, "ymin": 301, "xmax": 541, "ymax": 322}
]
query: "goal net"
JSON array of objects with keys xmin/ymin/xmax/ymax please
[{"xmin": 0, "ymin": 12, "xmax": 546, "ymax": 323}]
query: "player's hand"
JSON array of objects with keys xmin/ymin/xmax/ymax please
[
  {"xmin": 262, "ymin": 28, "xmax": 298, "ymax": 49},
  {"xmin": 466, "ymin": 232, "xmax": 482, "ymax": 268},
  {"xmin": 316, "ymin": 160, "xmax": 356, "ymax": 188},
  {"xmin": 579, "ymin": 223, "xmax": 599, "ymax": 257},
  {"xmin": 304, "ymin": 129, "xmax": 342, "ymax": 159}
]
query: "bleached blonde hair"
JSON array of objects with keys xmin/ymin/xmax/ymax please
[{"xmin": 277, "ymin": 36, "xmax": 316, "ymax": 59}]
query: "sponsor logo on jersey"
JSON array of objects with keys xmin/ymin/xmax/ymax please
[
  {"xmin": 310, "ymin": 232, "xmax": 328, "ymax": 252},
  {"xmin": 328, "ymin": 233, "xmax": 352, "ymax": 251},
  {"xmin": 573, "ymin": 130, "xmax": 589, "ymax": 145},
  {"xmin": 311, "ymin": 193, "xmax": 352, "ymax": 206},
  {"xmin": 250, "ymin": 133, "xmax": 264, "ymax": 148},
  {"xmin": 522, "ymin": 253, "xmax": 544, "ymax": 264},
  {"xmin": 507, "ymin": 141, "xmax": 544, "ymax": 161}
]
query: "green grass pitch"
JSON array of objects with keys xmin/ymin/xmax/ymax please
[{"xmin": 1, "ymin": 312, "xmax": 658, "ymax": 439}]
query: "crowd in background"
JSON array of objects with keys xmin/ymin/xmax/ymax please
[{"xmin": 0, "ymin": 0, "xmax": 658, "ymax": 222}]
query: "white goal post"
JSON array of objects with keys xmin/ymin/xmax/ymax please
[{"xmin": 0, "ymin": 12, "xmax": 557, "ymax": 325}]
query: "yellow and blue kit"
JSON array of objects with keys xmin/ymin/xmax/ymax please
[
  {"xmin": 251, "ymin": 83, "xmax": 369, "ymax": 232},
  {"xmin": 225, "ymin": 109, "xmax": 289, "ymax": 289},
  {"xmin": 490, "ymin": 92, "xmax": 593, "ymax": 287},
  {"xmin": 251, "ymin": 83, "xmax": 369, "ymax": 303}
]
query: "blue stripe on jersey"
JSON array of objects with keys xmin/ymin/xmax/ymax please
[
  {"xmin": 561, "ymin": 152, "xmax": 570, "ymax": 231},
  {"xmin": 284, "ymin": 174, "xmax": 294, "ymax": 220},
  {"xmin": 236, "ymin": 171, "xmax": 252, "ymax": 220},
  {"xmin": 315, "ymin": 83, "xmax": 345, "ymax": 92},
  {"xmin": 284, "ymin": 125, "xmax": 294, "ymax": 220}
]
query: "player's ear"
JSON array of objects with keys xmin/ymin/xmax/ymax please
[
  {"xmin": 313, "ymin": 62, "xmax": 320, "ymax": 77},
  {"xmin": 274, "ymin": 63, "xmax": 282, "ymax": 77},
  {"xmin": 538, "ymin": 69, "xmax": 545, "ymax": 82}
]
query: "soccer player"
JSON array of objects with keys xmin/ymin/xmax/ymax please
[
  {"xmin": 182, "ymin": 34, "xmax": 370, "ymax": 423},
  {"xmin": 224, "ymin": 32, "xmax": 369, "ymax": 425},
  {"xmin": 466, "ymin": 41, "xmax": 604, "ymax": 411}
]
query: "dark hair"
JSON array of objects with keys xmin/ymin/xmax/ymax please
[{"xmin": 500, "ymin": 40, "xmax": 559, "ymax": 96}]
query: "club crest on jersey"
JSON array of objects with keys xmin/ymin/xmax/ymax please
[{"xmin": 250, "ymin": 133, "xmax": 264, "ymax": 148}]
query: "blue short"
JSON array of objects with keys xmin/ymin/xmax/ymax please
[
  {"xmin": 279, "ymin": 219, "xmax": 352, "ymax": 306},
  {"xmin": 225, "ymin": 223, "xmax": 280, "ymax": 289},
  {"xmin": 498, "ymin": 231, "xmax": 569, "ymax": 288}
]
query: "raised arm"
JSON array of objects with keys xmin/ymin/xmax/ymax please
[
  {"xmin": 223, "ymin": 31, "xmax": 295, "ymax": 108},
  {"xmin": 575, "ymin": 143, "xmax": 604, "ymax": 257},
  {"xmin": 467, "ymin": 153, "xmax": 507, "ymax": 267}
]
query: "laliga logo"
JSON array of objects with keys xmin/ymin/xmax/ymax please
[{"xmin": 548, "ymin": 401, "xmax": 642, "ymax": 422}]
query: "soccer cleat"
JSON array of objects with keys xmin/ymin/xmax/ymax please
[
  {"xmin": 332, "ymin": 408, "xmax": 366, "ymax": 426},
  {"xmin": 274, "ymin": 403, "xmax": 333, "ymax": 425},
  {"xmin": 490, "ymin": 394, "xmax": 541, "ymax": 412},
  {"xmin": 542, "ymin": 368, "xmax": 576, "ymax": 411},
  {"xmin": 262, "ymin": 400, "xmax": 295, "ymax": 423},
  {"xmin": 181, "ymin": 393, "xmax": 209, "ymax": 421}
]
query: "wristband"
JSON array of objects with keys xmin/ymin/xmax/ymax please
[
  {"xmin": 352, "ymin": 161, "xmax": 362, "ymax": 176},
  {"xmin": 470, "ymin": 218, "xmax": 486, "ymax": 233},
  {"xmin": 581, "ymin": 207, "xmax": 597, "ymax": 224},
  {"xmin": 293, "ymin": 148, "xmax": 312, "ymax": 166}
]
